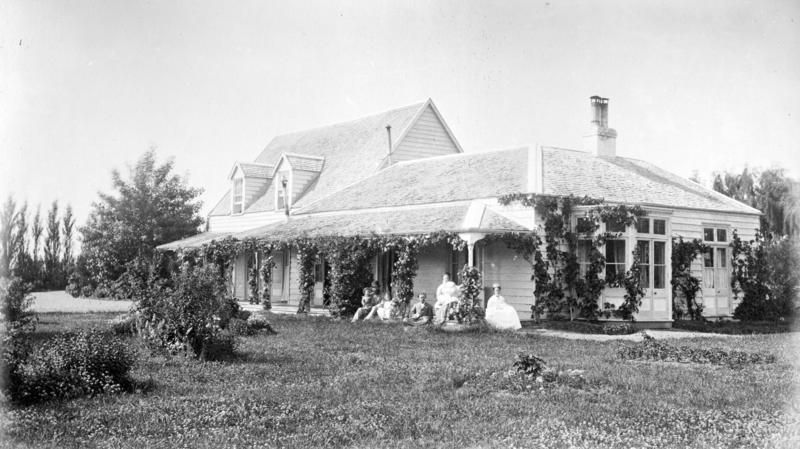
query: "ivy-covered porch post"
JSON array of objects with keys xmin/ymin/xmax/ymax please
[
  {"xmin": 388, "ymin": 237, "xmax": 419, "ymax": 318},
  {"xmin": 457, "ymin": 232, "xmax": 486, "ymax": 267},
  {"xmin": 258, "ymin": 241, "xmax": 277, "ymax": 311},
  {"xmin": 295, "ymin": 238, "xmax": 318, "ymax": 314}
]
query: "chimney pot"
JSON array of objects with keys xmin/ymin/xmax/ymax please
[{"xmin": 583, "ymin": 96, "xmax": 617, "ymax": 157}]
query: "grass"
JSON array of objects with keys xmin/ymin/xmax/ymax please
[
  {"xmin": 2, "ymin": 313, "xmax": 799, "ymax": 448},
  {"xmin": 672, "ymin": 319, "xmax": 795, "ymax": 335}
]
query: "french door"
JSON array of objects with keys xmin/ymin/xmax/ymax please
[
  {"xmin": 636, "ymin": 239, "xmax": 668, "ymax": 320},
  {"xmin": 702, "ymin": 246, "xmax": 731, "ymax": 316}
]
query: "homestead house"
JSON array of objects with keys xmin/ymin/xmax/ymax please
[{"xmin": 159, "ymin": 97, "xmax": 760, "ymax": 326}]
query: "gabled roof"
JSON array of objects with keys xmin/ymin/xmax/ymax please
[
  {"xmin": 280, "ymin": 153, "xmax": 325, "ymax": 172},
  {"xmin": 248, "ymin": 101, "xmax": 432, "ymax": 210},
  {"xmin": 228, "ymin": 162, "xmax": 274, "ymax": 180}
]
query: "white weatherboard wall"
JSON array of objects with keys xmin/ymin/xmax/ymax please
[
  {"xmin": 481, "ymin": 240, "xmax": 535, "ymax": 320},
  {"xmin": 391, "ymin": 105, "xmax": 460, "ymax": 162},
  {"xmin": 415, "ymin": 244, "xmax": 451, "ymax": 298}
]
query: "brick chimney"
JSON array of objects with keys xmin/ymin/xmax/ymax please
[{"xmin": 583, "ymin": 96, "xmax": 617, "ymax": 157}]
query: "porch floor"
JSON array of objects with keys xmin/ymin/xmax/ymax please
[{"xmin": 237, "ymin": 301, "xmax": 331, "ymax": 317}]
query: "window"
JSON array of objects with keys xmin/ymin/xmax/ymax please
[
  {"xmin": 635, "ymin": 219, "xmax": 650, "ymax": 234},
  {"xmin": 276, "ymin": 189, "xmax": 286, "ymax": 211},
  {"xmin": 605, "ymin": 240, "xmax": 626, "ymax": 286},
  {"xmin": 577, "ymin": 240, "xmax": 592, "ymax": 278},
  {"xmin": 637, "ymin": 240, "xmax": 650, "ymax": 287},
  {"xmin": 653, "ymin": 241, "xmax": 666, "ymax": 289},
  {"xmin": 232, "ymin": 179, "xmax": 243, "ymax": 214},
  {"xmin": 653, "ymin": 219, "xmax": 666, "ymax": 235},
  {"xmin": 703, "ymin": 226, "xmax": 729, "ymax": 243},
  {"xmin": 607, "ymin": 219, "xmax": 626, "ymax": 233}
]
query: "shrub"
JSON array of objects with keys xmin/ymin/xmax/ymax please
[
  {"xmin": 81, "ymin": 285, "xmax": 94, "ymax": 298},
  {"xmin": 247, "ymin": 314, "xmax": 277, "ymax": 334},
  {"xmin": 227, "ymin": 318, "xmax": 251, "ymax": 336},
  {"xmin": 94, "ymin": 283, "xmax": 111, "ymax": 299},
  {"xmin": 513, "ymin": 354, "xmax": 547, "ymax": 377},
  {"xmin": 8, "ymin": 329, "xmax": 137, "ymax": 404},
  {"xmin": 65, "ymin": 272, "xmax": 82, "ymax": 298},
  {"xmin": 732, "ymin": 232, "xmax": 799, "ymax": 321},
  {"xmin": 1, "ymin": 277, "xmax": 37, "ymax": 331},
  {"xmin": 134, "ymin": 264, "xmax": 241, "ymax": 360}
]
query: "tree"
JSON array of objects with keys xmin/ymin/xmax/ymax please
[
  {"xmin": 62, "ymin": 204, "xmax": 75, "ymax": 275},
  {"xmin": 43, "ymin": 201, "xmax": 62, "ymax": 288},
  {"xmin": 80, "ymin": 149, "xmax": 204, "ymax": 284},
  {"xmin": 713, "ymin": 167, "xmax": 799, "ymax": 239},
  {"xmin": 0, "ymin": 196, "xmax": 19, "ymax": 278}
]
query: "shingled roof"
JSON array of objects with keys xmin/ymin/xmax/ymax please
[
  {"xmin": 249, "ymin": 101, "xmax": 430, "ymax": 210},
  {"xmin": 300, "ymin": 148, "xmax": 528, "ymax": 213},
  {"xmin": 233, "ymin": 203, "xmax": 527, "ymax": 241},
  {"xmin": 541, "ymin": 147, "xmax": 760, "ymax": 214},
  {"xmin": 296, "ymin": 146, "xmax": 759, "ymax": 215},
  {"xmin": 237, "ymin": 162, "xmax": 273, "ymax": 178}
]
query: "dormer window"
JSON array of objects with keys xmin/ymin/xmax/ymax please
[
  {"xmin": 232, "ymin": 179, "xmax": 244, "ymax": 214},
  {"xmin": 276, "ymin": 188, "xmax": 286, "ymax": 211}
]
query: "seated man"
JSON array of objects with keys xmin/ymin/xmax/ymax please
[
  {"xmin": 351, "ymin": 286, "xmax": 379, "ymax": 322},
  {"xmin": 404, "ymin": 292, "xmax": 433, "ymax": 326},
  {"xmin": 366, "ymin": 292, "xmax": 395, "ymax": 320},
  {"xmin": 485, "ymin": 283, "xmax": 522, "ymax": 330}
]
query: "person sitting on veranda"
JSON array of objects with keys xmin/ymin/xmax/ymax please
[
  {"xmin": 434, "ymin": 272, "xmax": 460, "ymax": 324},
  {"xmin": 351, "ymin": 286, "xmax": 380, "ymax": 322},
  {"xmin": 404, "ymin": 292, "xmax": 433, "ymax": 326},
  {"xmin": 485, "ymin": 283, "xmax": 522, "ymax": 330},
  {"xmin": 366, "ymin": 291, "xmax": 396, "ymax": 321}
]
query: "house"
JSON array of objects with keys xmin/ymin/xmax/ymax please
[{"xmin": 159, "ymin": 97, "xmax": 760, "ymax": 326}]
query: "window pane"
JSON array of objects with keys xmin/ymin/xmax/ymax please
[
  {"xmin": 653, "ymin": 219, "xmax": 666, "ymax": 235},
  {"xmin": 716, "ymin": 248, "xmax": 727, "ymax": 268},
  {"xmin": 703, "ymin": 228, "xmax": 714, "ymax": 241},
  {"xmin": 606, "ymin": 240, "xmax": 626, "ymax": 263},
  {"xmin": 654, "ymin": 241, "xmax": 665, "ymax": 265},
  {"xmin": 703, "ymin": 249, "xmax": 714, "ymax": 268},
  {"xmin": 637, "ymin": 240, "xmax": 650, "ymax": 263},
  {"xmin": 607, "ymin": 219, "xmax": 626, "ymax": 233},
  {"xmin": 654, "ymin": 265, "xmax": 665, "ymax": 289},
  {"xmin": 577, "ymin": 241, "xmax": 592, "ymax": 263},
  {"xmin": 716, "ymin": 229, "xmax": 727, "ymax": 242},
  {"xmin": 636, "ymin": 219, "xmax": 650, "ymax": 234},
  {"xmin": 576, "ymin": 217, "xmax": 593, "ymax": 233}
]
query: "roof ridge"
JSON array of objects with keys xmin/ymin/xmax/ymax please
[
  {"xmin": 262, "ymin": 100, "xmax": 428, "ymax": 145},
  {"xmin": 394, "ymin": 146, "xmax": 528, "ymax": 167}
]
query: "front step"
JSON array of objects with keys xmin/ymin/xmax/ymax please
[{"xmin": 237, "ymin": 301, "xmax": 331, "ymax": 317}]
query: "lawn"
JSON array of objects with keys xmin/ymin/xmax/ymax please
[{"xmin": 2, "ymin": 313, "xmax": 798, "ymax": 448}]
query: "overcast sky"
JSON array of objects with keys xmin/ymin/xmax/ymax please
[{"xmin": 2, "ymin": 0, "xmax": 798, "ymax": 229}]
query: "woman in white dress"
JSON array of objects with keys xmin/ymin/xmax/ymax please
[
  {"xmin": 485, "ymin": 283, "xmax": 522, "ymax": 330},
  {"xmin": 434, "ymin": 273, "xmax": 460, "ymax": 324}
]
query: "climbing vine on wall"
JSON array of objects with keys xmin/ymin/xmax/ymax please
[
  {"xmin": 618, "ymin": 245, "xmax": 645, "ymax": 320},
  {"xmin": 671, "ymin": 237, "xmax": 707, "ymax": 320},
  {"xmin": 498, "ymin": 193, "xmax": 646, "ymax": 321}
]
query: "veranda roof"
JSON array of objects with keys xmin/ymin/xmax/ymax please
[
  {"xmin": 233, "ymin": 203, "xmax": 528, "ymax": 241},
  {"xmin": 157, "ymin": 232, "xmax": 229, "ymax": 251}
]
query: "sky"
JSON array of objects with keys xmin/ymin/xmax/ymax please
[{"xmin": 1, "ymin": 0, "xmax": 799, "ymax": 233}]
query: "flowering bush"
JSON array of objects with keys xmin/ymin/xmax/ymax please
[{"xmin": 7, "ymin": 329, "xmax": 137, "ymax": 404}]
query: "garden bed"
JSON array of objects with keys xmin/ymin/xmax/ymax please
[
  {"xmin": 527, "ymin": 319, "xmax": 638, "ymax": 335},
  {"xmin": 672, "ymin": 319, "xmax": 795, "ymax": 335}
]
